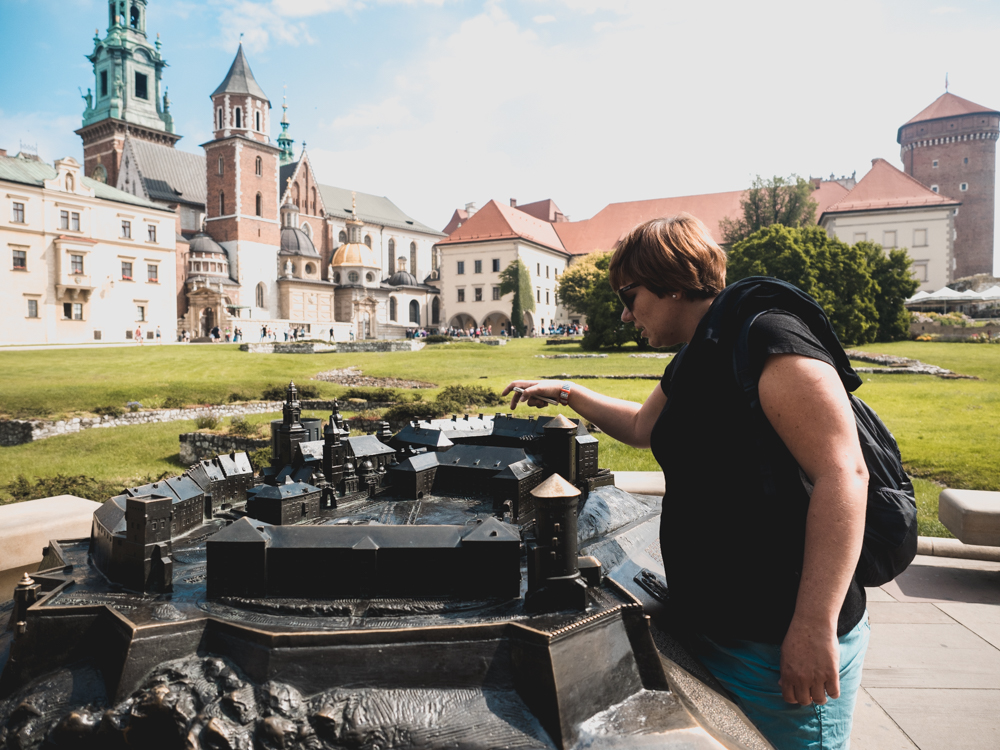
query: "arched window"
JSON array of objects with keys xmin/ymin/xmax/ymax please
[
  {"xmin": 389, "ymin": 297, "xmax": 397, "ymax": 321},
  {"xmin": 217, "ymin": 156, "xmax": 224, "ymax": 175},
  {"xmin": 255, "ymin": 283, "xmax": 266, "ymax": 308},
  {"xmin": 302, "ymin": 222, "xmax": 312, "ymax": 238},
  {"xmin": 255, "ymin": 193, "xmax": 262, "ymax": 217},
  {"xmin": 293, "ymin": 184, "xmax": 300, "ymax": 207},
  {"xmin": 364, "ymin": 234, "xmax": 372, "ymax": 248},
  {"xmin": 255, "ymin": 156, "xmax": 262, "ymax": 176},
  {"xmin": 348, "ymin": 271, "xmax": 359, "ymax": 283},
  {"xmin": 255, "ymin": 110, "xmax": 261, "ymax": 131},
  {"xmin": 305, "ymin": 263, "xmax": 315, "ymax": 275},
  {"xmin": 333, "ymin": 272, "xmax": 341, "ymax": 283},
  {"xmin": 409, "ymin": 300, "xmax": 420, "ymax": 324},
  {"xmin": 311, "ymin": 187, "xmax": 317, "ymax": 214},
  {"xmin": 219, "ymin": 192, "xmax": 224, "ymax": 214},
  {"xmin": 234, "ymin": 107, "xmax": 242, "ymax": 128},
  {"xmin": 410, "ymin": 241, "xmax": 417, "ymax": 279},
  {"xmin": 338, "ymin": 230, "xmax": 347, "ymax": 244},
  {"xmin": 217, "ymin": 107, "xmax": 223, "ymax": 130},
  {"xmin": 387, "ymin": 239, "xmax": 395, "ymax": 268},
  {"xmin": 431, "ymin": 297, "xmax": 440, "ymax": 324},
  {"xmin": 366, "ymin": 272, "xmax": 375, "ymax": 282},
  {"xmin": 130, "ymin": 3, "xmax": 140, "ymax": 29}
]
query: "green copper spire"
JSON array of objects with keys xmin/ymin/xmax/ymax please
[
  {"xmin": 278, "ymin": 89, "xmax": 295, "ymax": 165},
  {"xmin": 81, "ymin": 0, "xmax": 173, "ymax": 135}
]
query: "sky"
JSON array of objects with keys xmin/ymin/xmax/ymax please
[{"xmin": 2, "ymin": 0, "xmax": 999, "ymax": 272}]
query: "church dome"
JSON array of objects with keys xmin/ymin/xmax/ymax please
[
  {"xmin": 331, "ymin": 241, "xmax": 380, "ymax": 268},
  {"xmin": 279, "ymin": 226, "xmax": 319, "ymax": 257},
  {"xmin": 387, "ymin": 270, "xmax": 419, "ymax": 287},
  {"xmin": 188, "ymin": 232, "xmax": 227, "ymax": 256}
]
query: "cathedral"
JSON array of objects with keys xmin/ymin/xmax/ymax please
[{"xmin": 78, "ymin": 0, "xmax": 443, "ymax": 341}]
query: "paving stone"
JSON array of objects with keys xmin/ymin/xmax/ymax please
[
  {"xmin": 935, "ymin": 602, "xmax": 1000, "ymax": 650},
  {"xmin": 862, "ymin": 623, "xmax": 1000, "ymax": 689},
  {"xmin": 866, "ymin": 602, "xmax": 955, "ymax": 624},
  {"xmin": 865, "ymin": 688, "xmax": 1000, "ymax": 750},
  {"xmin": 866, "ymin": 586, "xmax": 899, "ymax": 602},
  {"xmin": 881, "ymin": 556, "xmax": 1000, "ymax": 605},
  {"xmin": 850, "ymin": 688, "xmax": 918, "ymax": 750}
]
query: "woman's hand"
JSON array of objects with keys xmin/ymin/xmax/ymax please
[{"xmin": 501, "ymin": 380, "xmax": 566, "ymax": 410}]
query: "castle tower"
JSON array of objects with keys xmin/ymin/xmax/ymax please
[
  {"xmin": 543, "ymin": 413, "xmax": 577, "ymax": 485},
  {"xmin": 273, "ymin": 381, "xmax": 308, "ymax": 467},
  {"xmin": 898, "ymin": 91, "xmax": 1000, "ymax": 278},
  {"xmin": 77, "ymin": 0, "xmax": 179, "ymax": 186},
  {"xmin": 203, "ymin": 44, "xmax": 282, "ymax": 305},
  {"xmin": 323, "ymin": 413, "xmax": 345, "ymax": 488},
  {"xmin": 525, "ymin": 473, "xmax": 588, "ymax": 612}
]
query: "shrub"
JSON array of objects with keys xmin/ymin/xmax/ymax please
[
  {"xmin": 248, "ymin": 446, "xmax": 272, "ymax": 471},
  {"xmin": 341, "ymin": 387, "xmax": 399, "ymax": 403},
  {"xmin": 228, "ymin": 392, "xmax": 249, "ymax": 403},
  {"xmin": 94, "ymin": 404, "xmax": 125, "ymax": 418},
  {"xmin": 195, "ymin": 414, "xmax": 220, "ymax": 430},
  {"xmin": 126, "ymin": 401, "xmax": 143, "ymax": 413},
  {"xmin": 1, "ymin": 472, "xmax": 169, "ymax": 504},
  {"xmin": 228, "ymin": 416, "xmax": 261, "ymax": 437},
  {"xmin": 424, "ymin": 335, "xmax": 453, "ymax": 344},
  {"xmin": 262, "ymin": 382, "xmax": 320, "ymax": 400},
  {"xmin": 383, "ymin": 401, "xmax": 449, "ymax": 424},
  {"xmin": 162, "ymin": 396, "xmax": 185, "ymax": 409},
  {"xmin": 436, "ymin": 385, "xmax": 506, "ymax": 409}
]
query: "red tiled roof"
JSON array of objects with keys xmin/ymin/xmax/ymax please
[
  {"xmin": 435, "ymin": 199, "xmax": 567, "ymax": 253},
  {"xmin": 515, "ymin": 199, "xmax": 567, "ymax": 223},
  {"xmin": 904, "ymin": 92, "xmax": 998, "ymax": 126},
  {"xmin": 442, "ymin": 208, "xmax": 469, "ymax": 236},
  {"xmin": 821, "ymin": 158, "xmax": 960, "ymax": 217},
  {"xmin": 552, "ymin": 181, "xmax": 849, "ymax": 256}
]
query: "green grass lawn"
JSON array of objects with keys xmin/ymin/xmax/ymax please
[{"xmin": 1, "ymin": 338, "xmax": 995, "ymax": 538}]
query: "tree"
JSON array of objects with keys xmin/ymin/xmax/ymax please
[
  {"xmin": 727, "ymin": 225, "xmax": 882, "ymax": 345},
  {"xmin": 857, "ymin": 242, "xmax": 920, "ymax": 342},
  {"xmin": 557, "ymin": 252, "xmax": 645, "ymax": 350},
  {"xmin": 719, "ymin": 175, "xmax": 819, "ymax": 245},
  {"xmin": 498, "ymin": 258, "xmax": 534, "ymax": 336}
]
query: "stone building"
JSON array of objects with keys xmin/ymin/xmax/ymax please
[{"xmin": 897, "ymin": 91, "xmax": 999, "ymax": 279}]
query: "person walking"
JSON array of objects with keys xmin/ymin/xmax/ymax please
[
  {"xmin": 135, "ymin": 325, "xmax": 143, "ymax": 345},
  {"xmin": 504, "ymin": 213, "xmax": 870, "ymax": 750},
  {"xmin": 155, "ymin": 325, "xmax": 162, "ymax": 344}
]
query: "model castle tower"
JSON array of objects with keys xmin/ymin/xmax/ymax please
[
  {"xmin": 898, "ymin": 91, "xmax": 1000, "ymax": 278},
  {"xmin": 77, "ymin": 0, "xmax": 178, "ymax": 186}
]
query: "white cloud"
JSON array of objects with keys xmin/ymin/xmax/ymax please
[
  {"xmin": 0, "ymin": 109, "xmax": 81, "ymax": 165},
  {"xmin": 214, "ymin": 1, "xmax": 316, "ymax": 51},
  {"xmin": 534, "ymin": 14, "xmax": 556, "ymax": 23}
]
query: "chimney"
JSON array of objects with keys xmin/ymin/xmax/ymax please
[
  {"xmin": 0, "ymin": 148, "xmax": 6, "ymax": 157},
  {"xmin": 510, "ymin": 198, "xmax": 517, "ymax": 208},
  {"xmin": 464, "ymin": 202, "xmax": 477, "ymax": 216}
]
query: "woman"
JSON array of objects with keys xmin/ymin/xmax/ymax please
[{"xmin": 504, "ymin": 213, "xmax": 869, "ymax": 750}]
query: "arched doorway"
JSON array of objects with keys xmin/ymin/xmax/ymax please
[
  {"xmin": 448, "ymin": 313, "xmax": 476, "ymax": 331},
  {"xmin": 522, "ymin": 310, "xmax": 535, "ymax": 335},
  {"xmin": 431, "ymin": 297, "xmax": 440, "ymax": 324},
  {"xmin": 200, "ymin": 306, "xmax": 215, "ymax": 337},
  {"xmin": 481, "ymin": 311, "xmax": 510, "ymax": 334}
]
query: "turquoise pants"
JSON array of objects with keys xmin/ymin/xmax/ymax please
[{"xmin": 693, "ymin": 612, "xmax": 870, "ymax": 750}]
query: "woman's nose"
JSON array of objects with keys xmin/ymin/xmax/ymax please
[{"xmin": 621, "ymin": 306, "xmax": 633, "ymax": 323}]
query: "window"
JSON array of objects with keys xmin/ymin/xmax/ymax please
[
  {"xmin": 217, "ymin": 107, "xmax": 223, "ymax": 130},
  {"xmin": 366, "ymin": 272, "xmax": 375, "ymax": 282},
  {"xmin": 71, "ymin": 254, "xmax": 84, "ymax": 274},
  {"xmin": 492, "ymin": 258, "xmax": 500, "ymax": 272},
  {"xmin": 256, "ymin": 283, "xmax": 265, "ymax": 308},
  {"xmin": 960, "ymin": 183, "xmax": 968, "ymax": 192},
  {"xmin": 409, "ymin": 300, "xmax": 420, "ymax": 324},
  {"xmin": 457, "ymin": 288, "xmax": 465, "ymax": 302},
  {"xmin": 147, "ymin": 264, "xmax": 158, "ymax": 283},
  {"xmin": 27, "ymin": 299, "xmax": 38, "ymax": 318},
  {"xmin": 130, "ymin": 3, "xmax": 140, "ymax": 28},
  {"xmin": 546, "ymin": 290, "xmax": 550, "ymax": 304},
  {"xmin": 964, "ymin": 157, "xmax": 969, "ymax": 165},
  {"xmin": 218, "ymin": 157, "xmax": 224, "ymax": 175},
  {"xmin": 333, "ymin": 272, "xmax": 340, "ymax": 283},
  {"xmin": 882, "ymin": 231, "xmax": 896, "ymax": 248},
  {"xmin": 63, "ymin": 302, "xmax": 82, "ymax": 320},
  {"xmin": 932, "ymin": 159, "xmax": 938, "ymax": 168},
  {"xmin": 121, "ymin": 220, "xmax": 131, "ymax": 238},
  {"xmin": 536, "ymin": 288, "xmax": 541, "ymax": 302},
  {"xmin": 122, "ymin": 261, "xmax": 133, "ymax": 280},
  {"xmin": 338, "ymin": 230, "xmax": 347, "ymax": 243},
  {"xmin": 457, "ymin": 261, "xmax": 465, "ymax": 275},
  {"xmin": 537, "ymin": 263, "xmax": 541, "ymax": 275},
  {"xmin": 492, "ymin": 286, "xmax": 500, "ymax": 301},
  {"xmin": 914, "ymin": 229, "xmax": 928, "ymax": 247},
  {"xmin": 234, "ymin": 107, "xmax": 242, "ymax": 129},
  {"xmin": 219, "ymin": 193, "xmax": 225, "ymax": 214},
  {"xmin": 348, "ymin": 271, "xmax": 359, "ymax": 283},
  {"xmin": 71, "ymin": 212, "xmax": 80, "ymax": 231},
  {"xmin": 255, "ymin": 156, "xmax": 262, "ymax": 176},
  {"xmin": 389, "ymin": 297, "xmax": 397, "ymax": 321},
  {"xmin": 101, "ymin": 70, "xmax": 108, "ymax": 97},
  {"xmin": 912, "ymin": 263, "xmax": 928, "ymax": 282},
  {"xmin": 13, "ymin": 249, "xmax": 26, "ymax": 269},
  {"xmin": 388, "ymin": 239, "xmax": 395, "ymax": 260},
  {"xmin": 147, "ymin": 224, "xmax": 157, "ymax": 242},
  {"xmin": 930, "ymin": 185, "xmax": 939, "ymax": 193},
  {"xmin": 60, "ymin": 210, "xmax": 69, "ymax": 229},
  {"xmin": 546, "ymin": 266, "xmax": 550, "ymax": 279},
  {"xmin": 853, "ymin": 232, "xmax": 867, "ymax": 243},
  {"xmin": 432, "ymin": 297, "xmax": 440, "ymax": 324},
  {"xmin": 137, "ymin": 305, "xmax": 145, "ymax": 322},
  {"xmin": 73, "ymin": 303, "xmax": 83, "ymax": 320},
  {"xmin": 255, "ymin": 110, "xmax": 261, "ymax": 131},
  {"xmin": 474, "ymin": 259, "xmax": 482, "ymax": 273},
  {"xmin": 255, "ymin": 193, "xmax": 262, "ymax": 217},
  {"xmin": 12, "ymin": 202, "xmax": 24, "ymax": 223},
  {"xmin": 364, "ymin": 235, "xmax": 372, "ymax": 248},
  {"xmin": 475, "ymin": 287, "xmax": 483, "ymax": 301},
  {"xmin": 135, "ymin": 72, "xmax": 148, "ymax": 100}
]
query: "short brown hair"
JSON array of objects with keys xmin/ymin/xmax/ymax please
[{"xmin": 609, "ymin": 213, "xmax": 726, "ymax": 299}]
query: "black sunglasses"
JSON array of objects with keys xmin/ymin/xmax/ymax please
[{"xmin": 616, "ymin": 282, "xmax": 643, "ymax": 312}]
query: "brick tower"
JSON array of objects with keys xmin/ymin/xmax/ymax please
[
  {"xmin": 202, "ymin": 44, "xmax": 282, "ymax": 303},
  {"xmin": 898, "ymin": 92, "xmax": 1000, "ymax": 279},
  {"xmin": 77, "ymin": 0, "xmax": 178, "ymax": 187}
]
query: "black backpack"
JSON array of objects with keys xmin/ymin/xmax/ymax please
[{"xmin": 705, "ymin": 277, "xmax": 918, "ymax": 588}]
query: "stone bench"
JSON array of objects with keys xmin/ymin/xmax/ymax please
[{"xmin": 939, "ymin": 489, "xmax": 1000, "ymax": 547}]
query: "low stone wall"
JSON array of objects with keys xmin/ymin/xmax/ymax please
[
  {"xmin": 0, "ymin": 399, "xmax": 380, "ymax": 448},
  {"xmin": 178, "ymin": 433, "xmax": 270, "ymax": 464},
  {"xmin": 336, "ymin": 340, "xmax": 425, "ymax": 353},
  {"xmin": 910, "ymin": 321, "xmax": 1000, "ymax": 341},
  {"xmin": 240, "ymin": 342, "xmax": 337, "ymax": 354}
]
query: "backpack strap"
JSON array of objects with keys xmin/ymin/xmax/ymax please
[{"xmin": 733, "ymin": 311, "xmax": 778, "ymax": 496}]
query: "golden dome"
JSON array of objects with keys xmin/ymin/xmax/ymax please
[{"xmin": 331, "ymin": 242, "xmax": 380, "ymax": 268}]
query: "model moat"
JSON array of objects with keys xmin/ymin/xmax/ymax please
[{"xmin": 0, "ymin": 383, "xmax": 768, "ymax": 750}]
